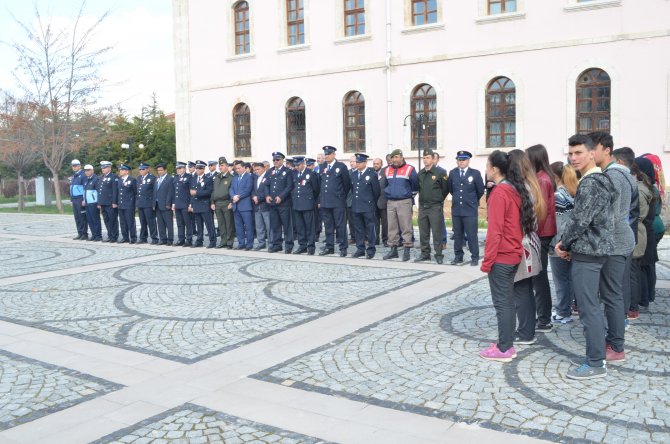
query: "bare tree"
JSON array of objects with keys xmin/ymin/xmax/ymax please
[
  {"xmin": 9, "ymin": 1, "xmax": 111, "ymax": 213},
  {"xmin": 0, "ymin": 94, "xmax": 40, "ymax": 212}
]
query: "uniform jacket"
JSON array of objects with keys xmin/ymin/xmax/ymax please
[
  {"xmin": 383, "ymin": 162, "xmax": 418, "ymax": 201},
  {"xmin": 154, "ymin": 174, "xmax": 174, "ymax": 211},
  {"xmin": 291, "ymin": 168, "xmax": 320, "ymax": 211},
  {"xmin": 252, "ymin": 171, "xmax": 271, "ymax": 212},
  {"xmin": 211, "ymin": 172, "xmax": 233, "ymax": 203},
  {"xmin": 375, "ymin": 167, "xmax": 388, "ymax": 210},
  {"xmin": 319, "ymin": 161, "xmax": 351, "ymax": 208},
  {"xmin": 136, "ymin": 173, "xmax": 156, "ymax": 209},
  {"xmin": 230, "ymin": 172, "xmax": 253, "ymax": 212},
  {"xmin": 173, "ymin": 173, "xmax": 192, "ymax": 210},
  {"xmin": 447, "ymin": 167, "xmax": 484, "ymax": 217},
  {"xmin": 70, "ymin": 170, "xmax": 86, "ymax": 200},
  {"xmin": 117, "ymin": 175, "xmax": 136, "ymax": 210},
  {"xmin": 418, "ymin": 166, "xmax": 449, "ymax": 207},
  {"xmin": 190, "ymin": 173, "xmax": 213, "ymax": 213},
  {"xmin": 351, "ymin": 167, "xmax": 381, "ymax": 213},
  {"xmin": 83, "ymin": 174, "xmax": 99, "ymax": 205},
  {"xmin": 96, "ymin": 172, "xmax": 118, "ymax": 206},
  {"xmin": 265, "ymin": 165, "xmax": 293, "ymax": 206}
]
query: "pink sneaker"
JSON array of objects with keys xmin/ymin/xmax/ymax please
[
  {"xmin": 479, "ymin": 343, "xmax": 517, "ymax": 362},
  {"xmin": 605, "ymin": 344, "xmax": 625, "ymax": 362}
]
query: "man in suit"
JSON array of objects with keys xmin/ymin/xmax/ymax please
[
  {"xmin": 230, "ymin": 160, "xmax": 254, "ymax": 250},
  {"xmin": 447, "ymin": 150, "xmax": 485, "ymax": 266},
  {"xmin": 136, "ymin": 163, "xmax": 158, "ymax": 244},
  {"xmin": 265, "ymin": 152, "xmax": 294, "ymax": 254},
  {"xmin": 154, "ymin": 163, "xmax": 174, "ymax": 245},
  {"xmin": 190, "ymin": 160, "xmax": 217, "ymax": 248},
  {"xmin": 82, "ymin": 164, "xmax": 102, "ymax": 241},
  {"xmin": 291, "ymin": 156, "xmax": 320, "ymax": 255},
  {"xmin": 172, "ymin": 161, "xmax": 193, "ymax": 246},
  {"xmin": 69, "ymin": 159, "xmax": 89, "ymax": 240},
  {"xmin": 96, "ymin": 161, "xmax": 119, "ymax": 242},
  {"xmin": 351, "ymin": 153, "xmax": 381, "ymax": 259},
  {"xmin": 116, "ymin": 164, "xmax": 137, "ymax": 243},
  {"xmin": 252, "ymin": 162, "xmax": 271, "ymax": 250},
  {"xmin": 373, "ymin": 157, "xmax": 388, "ymax": 247},
  {"xmin": 318, "ymin": 145, "xmax": 351, "ymax": 257}
]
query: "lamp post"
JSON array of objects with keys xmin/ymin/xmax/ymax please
[
  {"xmin": 403, "ymin": 114, "xmax": 426, "ymax": 172},
  {"xmin": 121, "ymin": 142, "xmax": 144, "ymax": 170}
]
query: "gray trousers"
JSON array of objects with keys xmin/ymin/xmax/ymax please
[
  {"xmin": 387, "ymin": 198, "xmax": 413, "ymax": 248},
  {"xmin": 488, "ymin": 263, "xmax": 518, "ymax": 353},
  {"xmin": 254, "ymin": 210, "xmax": 270, "ymax": 247},
  {"xmin": 600, "ymin": 254, "xmax": 627, "ymax": 353},
  {"xmin": 418, "ymin": 205, "xmax": 443, "ymax": 258},
  {"xmin": 571, "ymin": 257, "xmax": 606, "ymax": 366}
]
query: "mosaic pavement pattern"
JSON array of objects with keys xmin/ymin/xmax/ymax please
[
  {"xmin": 253, "ymin": 279, "xmax": 670, "ymax": 443},
  {"xmin": 93, "ymin": 403, "xmax": 331, "ymax": 444},
  {"xmin": 0, "ymin": 349, "xmax": 122, "ymax": 431},
  {"xmin": 0, "ymin": 255, "xmax": 435, "ymax": 362},
  {"xmin": 0, "ymin": 240, "xmax": 165, "ymax": 279},
  {"xmin": 0, "ymin": 214, "xmax": 76, "ymax": 236}
]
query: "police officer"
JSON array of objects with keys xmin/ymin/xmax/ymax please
[
  {"xmin": 206, "ymin": 160, "xmax": 218, "ymax": 178},
  {"xmin": 117, "ymin": 164, "xmax": 137, "ymax": 243},
  {"xmin": 318, "ymin": 146, "xmax": 351, "ymax": 257},
  {"xmin": 96, "ymin": 161, "xmax": 119, "ymax": 242},
  {"xmin": 447, "ymin": 150, "xmax": 484, "ymax": 266},
  {"xmin": 306, "ymin": 158, "xmax": 322, "ymax": 241},
  {"xmin": 265, "ymin": 152, "xmax": 294, "ymax": 253},
  {"xmin": 154, "ymin": 163, "xmax": 174, "ymax": 245},
  {"xmin": 172, "ymin": 161, "xmax": 193, "ymax": 246},
  {"xmin": 187, "ymin": 161, "xmax": 198, "ymax": 238},
  {"xmin": 82, "ymin": 164, "xmax": 102, "ymax": 241},
  {"xmin": 136, "ymin": 162, "xmax": 159, "ymax": 244},
  {"xmin": 69, "ymin": 159, "xmax": 88, "ymax": 240},
  {"xmin": 351, "ymin": 153, "xmax": 381, "ymax": 259},
  {"xmin": 416, "ymin": 149, "xmax": 449, "ymax": 264},
  {"xmin": 291, "ymin": 156, "xmax": 320, "ymax": 255},
  {"xmin": 190, "ymin": 160, "xmax": 217, "ymax": 248}
]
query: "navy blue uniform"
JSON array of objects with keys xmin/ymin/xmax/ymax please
[
  {"xmin": 319, "ymin": 161, "xmax": 351, "ymax": 253},
  {"xmin": 136, "ymin": 173, "xmax": 158, "ymax": 243},
  {"xmin": 351, "ymin": 167, "xmax": 381, "ymax": 257},
  {"xmin": 96, "ymin": 172, "xmax": 119, "ymax": 241},
  {"xmin": 154, "ymin": 174, "xmax": 174, "ymax": 244},
  {"xmin": 117, "ymin": 175, "xmax": 137, "ymax": 242},
  {"xmin": 83, "ymin": 174, "xmax": 102, "ymax": 240},
  {"xmin": 70, "ymin": 169, "xmax": 88, "ymax": 238},
  {"xmin": 447, "ymin": 167, "xmax": 485, "ymax": 261},
  {"xmin": 173, "ymin": 172, "xmax": 193, "ymax": 245},
  {"xmin": 265, "ymin": 165, "xmax": 294, "ymax": 252},
  {"xmin": 291, "ymin": 168, "xmax": 320, "ymax": 254},
  {"xmin": 190, "ymin": 173, "xmax": 217, "ymax": 247}
]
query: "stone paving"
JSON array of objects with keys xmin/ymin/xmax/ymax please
[
  {"xmin": 0, "ymin": 349, "xmax": 122, "ymax": 432},
  {"xmin": 93, "ymin": 403, "xmax": 331, "ymax": 444}
]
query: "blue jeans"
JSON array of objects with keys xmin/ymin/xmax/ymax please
[{"xmin": 549, "ymin": 255, "xmax": 573, "ymax": 317}]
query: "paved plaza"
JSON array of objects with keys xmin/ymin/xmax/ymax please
[{"xmin": 0, "ymin": 213, "xmax": 668, "ymax": 443}]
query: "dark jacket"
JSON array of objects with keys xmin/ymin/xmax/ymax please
[
  {"xmin": 230, "ymin": 172, "xmax": 253, "ymax": 212},
  {"xmin": 117, "ymin": 175, "xmax": 136, "ymax": 210},
  {"xmin": 418, "ymin": 166, "xmax": 449, "ymax": 207},
  {"xmin": 291, "ymin": 168, "xmax": 320, "ymax": 211},
  {"xmin": 190, "ymin": 173, "xmax": 213, "ymax": 213},
  {"xmin": 319, "ymin": 161, "xmax": 351, "ymax": 208},
  {"xmin": 96, "ymin": 172, "xmax": 118, "ymax": 206},
  {"xmin": 383, "ymin": 161, "xmax": 418, "ymax": 201},
  {"xmin": 536, "ymin": 170, "xmax": 557, "ymax": 238},
  {"xmin": 376, "ymin": 167, "xmax": 388, "ymax": 210},
  {"xmin": 265, "ymin": 165, "xmax": 293, "ymax": 206},
  {"xmin": 351, "ymin": 167, "xmax": 381, "ymax": 213},
  {"xmin": 252, "ymin": 171, "xmax": 271, "ymax": 212},
  {"xmin": 136, "ymin": 173, "xmax": 156, "ymax": 209},
  {"xmin": 70, "ymin": 169, "xmax": 86, "ymax": 200},
  {"xmin": 154, "ymin": 174, "xmax": 174, "ymax": 211},
  {"xmin": 211, "ymin": 172, "xmax": 233, "ymax": 203},
  {"xmin": 447, "ymin": 167, "xmax": 484, "ymax": 217},
  {"xmin": 83, "ymin": 174, "xmax": 99, "ymax": 205},
  {"xmin": 604, "ymin": 163, "xmax": 639, "ymax": 251},
  {"xmin": 173, "ymin": 173, "xmax": 192, "ymax": 210}
]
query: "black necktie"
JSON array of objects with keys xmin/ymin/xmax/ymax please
[{"xmin": 461, "ymin": 169, "xmax": 465, "ymax": 178}]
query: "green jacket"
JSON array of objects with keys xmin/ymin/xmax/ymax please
[
  {"xmin": 211, "ymin": 172, "xmax": 233, "ymax": 203},
  {"xmin": 418, "ymin": 166, "xmax": 449, "ymax": 207}
]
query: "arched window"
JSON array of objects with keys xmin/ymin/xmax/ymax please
[
  {"xmin": 343, "ymin": 91, "xmax": 366, "ymax": 153},
  {"xmin": 234, "ymin": 1, "xmax": 250, "ymax": 55},
  {"xmin": 576, "ymin": 68, "xmax": 610, "ymax": 134},
  {"xmin": 486, "ymin": 77, "xmax": 516, "ymax": 148},
  {"xmin": 286, "ymin": 97, "xmax": 306, "ymax": 155},
  {"xmin": 412, "ymin": 0, "xmax": 438, "ymax": 26},
  {"xmin": 344, "ymin": 0, "xmax": 365, "ymax": 36},
  {"xmin": 411, "ymin": 84, "xmax": 437, "ymax": 151},
  {"xmin": 233, "ymin": 103, "xmax": 251, "ymax": 157},
  {"xmin": 287, "ymin": 0, "xmax": 305, "ymax": 46}
]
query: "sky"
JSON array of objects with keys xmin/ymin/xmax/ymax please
[{"xmin": 0, "ymin": 0, "xmax": 175, "ymax": 116}]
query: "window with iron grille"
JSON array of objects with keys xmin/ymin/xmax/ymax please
[
  {"xmin": 576, "ymin": 68, "xmax": 610, "ymax": 134},
  {"xmin": 343, "ymin": 91, "xmax": 365, "ymax": 153},
  {"xmin": 233, "ymin": 103, "xmax": 251, "ymax": 157},
  {"xmin": 412, "ymin": 0, "xmax": 438, "ymax": 26},
  {"xmin": 410, "ymin": 84, "xmax": 437, "ymax": 151},
  {"xmin": 488, "ymin": 0, "xmax": 517, "ymax": 14},
  {"xmin": 287, "ymin": 0, "xmax": 305, "ymax": 46},
  {"xmin": 286, "ymin": 97, "xmax": 306, "ymax": 155},
  {"xmin": 234, "ymin": 1, "xmax": 250, "ymax": 54},
  {"xmin": 486, "ymin": 77, "xmax": 516, "ymax": 148},
  {"xmin": 344, "ymin": 0, "xmax": 365, "ymax": 36}
]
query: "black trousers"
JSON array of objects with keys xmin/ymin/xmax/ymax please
[
  {"xmin": 100, "ymin": 205, "xmax": 118, "ymax": 240},
  {"xmin": 353, "ymin": 210, "xmax": 376, "ymax": 255},
  {"xmin": 269, "ymin": 204, "xmax": 293, "ymax": 250},
  {"xmin": 72, "ymin": 198, "xmax": 88, "ymax": 237},
  {"xmin": 453, "ymin": 215, "xmax": 479, "ymax": 260},
  {"xmin": 118, "ymin": 208, "xmax": 136, "ymax": 241},
  {"xmin": 175, "ymin": 207, "xmax": 192, "ymax": 243},
  {"xmin": 514, "ymin": 277, "xmax": 536, "ymax": 341},
  {"xmin": 138, "ymin": 207, "xmax": 158, "ymax": 242},
  {"xmin": 376, "ymin": 207, "xmax": 388, "ymax": 245},
  {"xmin": 293, "ymin": 209, "xmax": 315, "ymax": 251},
  {"xmin": 347, "ymin": 207, "xmax": 355, "ymax": 240},
  {"xmin": 533, "ymin": 236, "xmax": 553, "ymax": 326},
  {"xmin": 322, "ymin": 206, "xmax": 347, "ymax": 252},
  {"xmin": 193, "ymin": 211, "xmax": 216, "ymax": 246},
  {"xmin": 156, "ymin": 207, "xmax": 174, "ymax": 243},
  {"xmin": 488, "ymin": 263, "xmax": 518, "ymax": 353}
]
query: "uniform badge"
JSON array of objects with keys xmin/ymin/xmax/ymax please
[
  {"xmin": 468, "ymin": 176, "xmax": 473, "ymax": 183},
  {"xmin": 335, "ymin": 168, "xmax": 340, "ymax": 173},
  {"xmin": 366, "ymin": 176, "xmax": 370, "ymax": 181},
  {"xmin": 147, "ymin": 179, "xmax": 151, "ymax": 183},
  {"xmin": 282, "ymin": 171, "xmax": 286, "ymax": 176},
  {"xmin": 305, "ymin": 174, "xmax": 310, "ymax": 180},
  {"xmin": 432, "ymin": 175, "xmax": 436, "ymax": 180},
  {"xmin": 224, "ymin": 181, "xmax": 228, "ymax": 185}
]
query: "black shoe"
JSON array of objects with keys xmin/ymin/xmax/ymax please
[
  {"xmin": 307, "ymin": 249, "xmax": 315, "ymax": 256},
  {"xmin": 118, "ymin": 239, "xmax": 129, "ymax": 244},
  {"xmin": 293, "ymin": 248, "xmax": 307, "ymax": 255},
  {"xmin": 449, "ymin": 233, "xmax": 455, "ymax": 240},
  {"xmin": 339, "ymin": 250, "xmax": 347, "ymax": 257},
  {"xmin": 436, "ymin": 256, "xmax": 444, "ymax": 264},
  {"xmin": 470, "ymin": 259, "xmax": 479, "ymax": 266},
  {"xmin": 206, "ymin": 243, "xmax": 216, "ymax": 249},
  {"xmin": 285, "ymin": 248, "xmax": 293, "ymax": 254},
  {"xmin": 382, "ymin": 241, "xmax": 389, "ymax": 247},
  {"xmin": 366, "ymin": 253, "xmax": 374, "ymax": 259},
  {"xmin": 192, "ymin": 243, "xmax": 203, "ymax": 248},
  {"xmin": 151, "ymin": 241, "xmax": 159, "ymax": 245},
  {"xmin": 137, "ymin": 240, "xmax": 147, "ymax": 244},
  {"xmin": 215, "ymin": 244, "xmax": 225, "ymax": 249},
  {"xmin": 73, "ymin": 235, "xmax": 82, "ymax": 240},
  {"xmin": 402, "ymin": 247, "xmax": 411, "ymax": 262},
  {"xmin": 79, "ymin": 236, "xmax": 89, "ymax": 240},
  {"xmin": 319, "ymin": 249, "xmax": 334, "ymax": 256},
  {"xmin": 159, "ymin": 241, "xmax": 167, "ymax": 245},
  {"xmin": 414, "ymin": 254, "xmax": 431, "ymax": 263},
  {"xmin": 130, "ymin": 239, "xmax": 137, "ymax": 244},
  {"xmin": 101, "ymin": 239, "xmax": 110, "ymax": 243},
  {"xmin": 450, "ymin": 259, "xmax": 464, "ymax": 266},
  {"xmin": 536, "ymin": 323, "xmax": 553, "ymax": 333},
  {"xmin": 254, "ymin": 244, "xmax": 267, "ymax": 251},
  {"xmin": 245, "ymin": 247, "xmax": 253, "ymax": 251},
  {"xmin": 351, "ymin": 251, "xmax": 365, "ymax": 258},
  {"xmin": 174, "ymin": 241, "xmax": 185, "ymax": 246},
  {"xmin": 383, "ymin": 247, "xmax": 398, "ymax": 260},
  {"xmin": 92, "ymin": 238, "xmax": 102, "ymax": 242},
  {"xmin": 235, "ymin": 245, "xmax": 245, "ymax": 250}
]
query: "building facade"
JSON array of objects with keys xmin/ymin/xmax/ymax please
[{"xmin": 172, "ymin": 0, "xmax": 670, "ymax": 172}]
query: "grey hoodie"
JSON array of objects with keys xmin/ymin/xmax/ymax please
[{"xmin": 603, "ymin": 162, "xmax": 637, "ymax": 256}]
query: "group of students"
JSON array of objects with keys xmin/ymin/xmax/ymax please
[{"xmin": 481, "ymin": 131, "xmax": 664, "ymax": 380}]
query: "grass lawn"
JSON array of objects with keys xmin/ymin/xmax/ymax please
[
  {"xmin": 0, "ymin": 206, "xmax": 67, "ymax": 215},
  {"xmin": 0, "ymin": 195, "xmax": 36, "ymax": 204}
]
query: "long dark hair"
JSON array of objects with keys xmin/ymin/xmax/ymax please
[
  {"xmin": 526, "ymin": 144, "xmax": 557, "ymax": 191},
  {"xmin": 488, "ymin": 150, "xmax": 536, "ymax": 236}
]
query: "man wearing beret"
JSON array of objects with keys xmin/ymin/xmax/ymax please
[
  {"xmin": 447, "ymin": 150, "xmax": 485, "ymax": 266},
  {"xmin": 382, "ymin": 149, "xmax": 418, "ymax": 262},
  {"xmin": 211, "ymin": 157, "xmax": 235, "ymax": 249},
  {"xmin": 416, "ymin": 149, "xmax": 449, "ymax": 264},
  {"xmin": 318, "ymin": 146, "xmax": 352, "ymax": 257}
]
